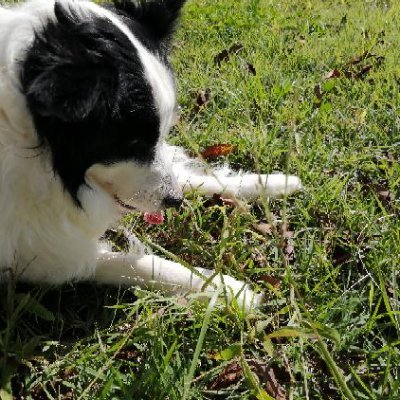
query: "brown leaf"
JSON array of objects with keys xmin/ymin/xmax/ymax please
[
  {"xmin": 343, "ymin": 69, "xmax": 353, "ymax": 79},
  {"xmin": 350, "ymin": 50, "xmax": 370, "ymax": 65},
  {"xmin": 260, "ymin": 275, "xmax": 281, "ymax": 289},
  {"xmin": 214, "ymin": 43, "xmax": 244, "ymax": 66},
  {"xmin": 210, "ymin": 362, "xmax": 243, "ymax": 389},
  {"xmin": 281, "ymin": 223, "xmax": 295, "ymax": 262},
  {"xmin": 265, "ymin": 367, "xmax": 287, "ymax": 400},
  {"xmin": 378, "ymin": 190, "xmax": 394, "ymax": 202},
  {"xmin": 265, "ymin": 368, "xmax": 286, "ymax": 400},
  {"xmin": 214, "ymin": 48, "xmax": 230, "ymax": 66},
  {"xmin": 284, "ymin": 243, "xmax": 295, "ymax": 261},
  {"xmin": 211, "ymin": 360, "xmax": 288, "ymax": 398},
  {"xmin": 354, "ymin": 64, "xmax": 373, "ymax": 79},
  {"xmin": 323, "ymin": 68, "xmax": 341, "ymax": 80},
  {"xmin": 246, "ymin": 62, "xmax": 257, "ymax": 76},
  {"xmin": 253, "ymin": 222, "xmax": 273, "ymax": 236},
  {"xmin": 314, "ymin": 83, "xmax": 324, "ymax": 101},
  {"xmin": 248, "ymin": 360, "xmax": 287, "ymax": 400},
  {"xmin": 201, "ymin": 143, "xmax": 234, "ymax": 160},
  {"xmin": 252, "ymin": 249, "xmax": 267, "ymax": 267},
  {"xmin": 348, "ymin": 51, "xmax": 384, "ymax": 66},
  {"xmin": 115, "ymin": 348, "xmax": 140, "ymax": 361},
  {"xmin": 298, "ymin": 35, "xmax": 306, "ymax": 45},
  {"xmin": 344, "ymin": 51, "xmax": 385, "ymax": 80},
  {"xmin": 332, "ymin": 245, "xmax": 352, "ymax": 266},
  {"xmin": 209, "ymin": 193, "xmax": 237, "ymax": 207},
  {"xmin": 193, "ymin": 89, "xmax": 211, "ymax": 113},
  {"xmin": 281, "ymin": 222, "xmax": 294, "ymax": 238},
  {"xmin": 60, "ymin": 368, "xmax": 75, "ymax": 380},
  {"xmin": 229, "ymin": 43, "xmax": 244, "ymax": 54}
]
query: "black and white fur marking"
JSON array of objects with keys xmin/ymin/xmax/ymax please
[{"xmin": 0, "ymin": 0, "xmax": 301, "ymax": 311}]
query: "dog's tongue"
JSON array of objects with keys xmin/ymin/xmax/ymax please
[{"xmin": 144, "ymin": 211, "xmax": 164, "ymax": 225}]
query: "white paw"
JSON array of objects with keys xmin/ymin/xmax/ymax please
[
  {"xmin": 261, "ymin": 173, "xmax": 303, "ymax": 197},
  {"xmin": 210, "ymin": 274, "xmax": 263, "ymax": 312},
  {"xmin": 237, "ymin": 173, "xmax": 302, "ymax": 200}
]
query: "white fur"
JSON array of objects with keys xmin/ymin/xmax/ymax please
[{"xmin": 0, "ymin": 0, "xmax": 302, "ymax": 312}]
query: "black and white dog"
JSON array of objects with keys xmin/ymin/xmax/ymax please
[{"xmin": 0, "ymin": 0, "xmax": 301, "ymax": 310}]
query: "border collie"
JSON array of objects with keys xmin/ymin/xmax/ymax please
[{"xmin": 0, "ymin": 0, "xmax": 301, "ymax": 311}]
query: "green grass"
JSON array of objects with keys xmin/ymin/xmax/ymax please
[{"xmin": 1, "ymin": 0, "xmax": 400, "ymax": 398}]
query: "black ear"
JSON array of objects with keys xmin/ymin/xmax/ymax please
[
  {"xmin": 24, "ymin": 66, "xmax": 109, "ymax": 122},
  {"xmin": 22, "ymin": 2, "xmax": 116, "ymax": 122},
  {"xmin": 113, "ymin": 0, "xmax": 186, "ymax": 44}
]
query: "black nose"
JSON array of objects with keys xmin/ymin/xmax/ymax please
[{"xmin": 163, "ymin": 196, "xmax": 183, "ymax": 209}]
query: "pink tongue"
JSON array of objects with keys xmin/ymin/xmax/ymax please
[{"xmin": 144, "ymin": 211, "xmax": 164, "ymax": 225}]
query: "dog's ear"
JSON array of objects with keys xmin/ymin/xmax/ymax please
[
  {"xmin": 24, "ymin": 65, "xmax": 110, "ymax": 122},
  {"xmin": 113, "ymin": 0, "xmax": 186, "ymax": 45},
  {"xmin": 23, "ymin": 2, "xmax": 116, "ymax": 122}
]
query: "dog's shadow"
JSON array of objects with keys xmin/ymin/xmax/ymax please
[
  {"xmin": 1, "ymin": 282, "xmax": 137, "ymax": 339},
  {"xmin": 0, "ymin": 282, "xmax": 142, "ymax": 396}
]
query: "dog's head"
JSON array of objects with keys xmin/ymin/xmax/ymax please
[{"xmin": 20, "ymin": 0, "xmax": 186, "ymax": 214}]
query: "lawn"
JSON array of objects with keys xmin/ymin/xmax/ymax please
[{"xmin": 1, "ymin": 0, "xmax": 400, "ymax": 398}]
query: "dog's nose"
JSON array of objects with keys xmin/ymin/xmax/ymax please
[{"xmin": 163, "ymin": 196, "xmax": 183, "ymax": 209}]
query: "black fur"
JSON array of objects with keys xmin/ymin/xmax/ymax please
[
  {"xmin": 112, "ymin": 0, "xmax": 186, "ymax": 45},
  {"xmin": 20, "ymin": 0, "xmax": 184, "ymax": 205}
]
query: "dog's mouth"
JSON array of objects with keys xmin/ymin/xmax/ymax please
[
  {"xmin": 113, "ymin": 195, "xmax": 164, "ymax": 225},
  {"xmin": 113, "ymin": 195, "xmax": 136, "ymax": 211}
]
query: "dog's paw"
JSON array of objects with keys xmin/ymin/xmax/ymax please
[
  {"xmin": 237, "ymin": 173, "xmax": 302, "ymax": 200},
  {"xmin": 210, "ymin": 274, "xmax": 263, "ymax": 312},
  {"xmin": 261, "ymin": 173, "xmax": 303, "ymax": 197}
]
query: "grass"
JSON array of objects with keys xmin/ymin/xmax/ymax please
[{"xmin": 1, "ymin": 0, "xmax": 400, "ymax": 398}]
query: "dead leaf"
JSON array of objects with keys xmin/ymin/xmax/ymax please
[
  {"xmin": 284, "ymin": 243, "xmax": 295, "ymax": 261},
  {"xmin": 314, "ymin": 83, "xmax": 324, "ymax": 101},
  {"xmin": 353, "ymin": 109, "xmax": 367, "ymax": 125},
  {"xmin": 316, "ymin": 52, "xmax": 384, "ymax": 101},
  {"xmin": 210, "ymin": 359, "xmax": 288, "ymax": 398},
  {"xmin": 229, "ymin": 43, "xmax": 244, "ymax": 54},
  {"xmin": 265, "ymin": 367, "xmax": 287, "ymax": 400},
  {"xmin": 350, "ymin": 50, "xmax": 370, "ymax": 65},
  {"xmin": 115, "ymin": 348, "xmax": 140, "ymax": 361},
  {"xmin": 260, "ymin": 275, "xmax": 281, "ymax": 289},
  {"xmin": 60, "ymin": 368, "xmax": 75, "ymax": 380},
  {"xmin": 354, "ymin": 64, "xmax": 373, "ymax": 79},
  {"xmin": 281, "ymin": 223, "xmax": 295, "ymax": 262},
  {"xmin": 332, "ymin": 245, "xmax": 352, "ymax": 266},
  {"xmin": 253, "ymin": 222, "xmax": 273, "ymax": 236},
  {"xmin": 378, "ymin": 190, "xmax": 394, "ymax": 202},
  {"xmin": 210, "ymin": 362, "xmax": 242, "ymax": 389},
  {"xmin": 323, "ymin": 68, "xmax": 341, "ymax": 80},
  {"xmin": 281, "ymin": 223, "xmax": 294, "ymax": 238},
  {"xmin": 214, "ymin": 43, "xmax": 244, "ymax": 66},
  {"xmin": 248, "ymin": 360, "xmax": 287, "ymax": 400},
  {"xmin": 298, "ymin": 35, "xmax": 306, "ymax": 45},
  {"xmin": 215, "ymin": 49, "xmax": 229, "ymax": 66},
  {"xmin": 204, "ymin": 193, "xmax": 238, "ymax": 209},
  {"xmin": 252, "ymin": 249, "xmax": 267, "ymax": 267},
  {"xmin": 201, "ymin": 143, "xmax": 234, "ymax": 160},
  {"xmin": 348, "ymin": 51, "xmax": 384, "ymax": 66},
  {"xmin": 345, "ymin": 52, "xmax": 384, "ymax": 79},
  {"xmin": 193, "ymin": 89, "xmax": 211, "ymax": 113},
  {"xmin": 246, "ymin": 62, "xmax": 257, "ymax": 76}
]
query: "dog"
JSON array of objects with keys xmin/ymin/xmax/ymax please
[{"xmin": 0, "ymin": 0, "xmax": 301, "ymax": 311}]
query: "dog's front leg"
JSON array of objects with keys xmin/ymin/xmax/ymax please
[
  {"xmin": 94, "ymin": 248, "xmax": 261, "ymax": 311},
  {"xmin": 167, "ymin": 145, "xmax": 302, "ymax": 200},
  {"xmin": 178, "ymin": 172, "xmax": 302, "ymax": 201}
]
